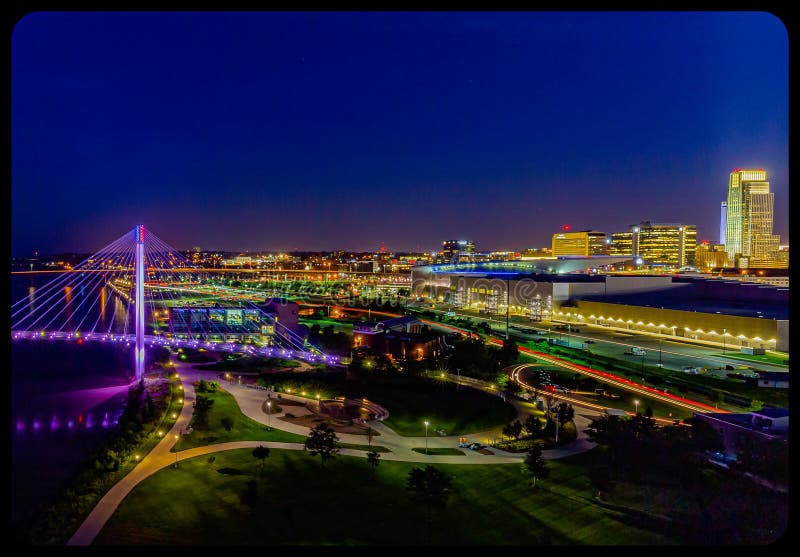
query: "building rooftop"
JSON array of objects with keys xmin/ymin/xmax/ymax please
[
  {"xmin": 751, "ymin": 407, "xmax": 789, "ymax": 419},
  {"xmin": 755, "ymin": 372, "xmax": 790, "ymax": 382}
]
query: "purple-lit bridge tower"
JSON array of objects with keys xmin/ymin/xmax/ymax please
[{"xmin": 134, "ymin": 224, "xmax": 146, "ymax": 382}]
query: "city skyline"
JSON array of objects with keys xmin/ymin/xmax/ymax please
[{"xmin": 11, "ymin": 11, "xmax": 788, "ymax": 255}]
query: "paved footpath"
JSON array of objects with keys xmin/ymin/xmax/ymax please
[{"xmin": 68, "ymin": 357, "xmax": 597, "ymax": 545}]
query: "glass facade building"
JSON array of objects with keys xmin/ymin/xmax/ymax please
[
  {"xmin": 725, "ymin": 168, "xmax": 780, "ymax": 266},
  {"xmin": 610, "ymin": 222, "xmax": 696, "ymax": 267}
]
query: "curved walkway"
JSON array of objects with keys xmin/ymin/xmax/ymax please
[{"xmin": 68, "ymin": 357, "xmax": 597, "ymax": 545}]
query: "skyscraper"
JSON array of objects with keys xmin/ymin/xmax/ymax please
[
  {"xmin": 720, "ymin": 201, "xmax": 727, "ymax": 245},
  {"xmin": 724, "ymin": 168, "xmax": 780, "ymax": 266}
]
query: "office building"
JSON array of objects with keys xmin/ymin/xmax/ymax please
[
  {"xmin": 724, "ymin": 168, "xmax": 780, "ymax": 267},
  {"xmin": 609, "ymin": 231, "xmax": 633, "ymax": 257},
  {"xmin": 695, "ymin": 242, "xmax": 728, "ymax": 271},
  {"xmin": 615, "ymin": 222, "xmax": 697, "ymax": 267},
  {"xmin": 551, "ymin": 230, "xmax": 609, "ymax": 256},
  {"xmin": 441, "ymin": 240, "xmax": 475, "ymax": 262}
]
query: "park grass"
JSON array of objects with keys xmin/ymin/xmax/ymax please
[
  {"xmin": 174, "ymin": 388, "xmax": 306, "ymax": 451},
  {"xmin": 265, "ymin": 373, "xmax": 517, "ymax": 437},
  {"xmin": 358, "ymin": 377, "xmax": 517, "ymax": 437},
  {"xmin": 298, "ymin": 317, "xmax": 354, "ymax": 334},
  {"xmin": 94, "ymin": 448, "xmax": 676, "ymax": 545},
  {"xmin": 411, "ymin": 447, "xmax": 465, "ymax": 455},
  {"xmin": 712, "ymin": 352, "xmax": 789, "ymax": 367}
]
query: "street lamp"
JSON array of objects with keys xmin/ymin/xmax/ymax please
[
  {"xmin": 266, "ymin": 401, "xmax": 272, "ymax": 430},
  {"xmin": 658, "ymin": 339, "xmax": 662, "ymax": 368},
  {"xmin": 174, "ymin": 434, "xmax": 179, "ymax": 467},
  {"xmin": 634, "ymin": 400, "xmax": 639, "ymax": 414},
  {"xmin": 722, "ymin": 328, "xmax": 727, "ymax": 354},
  {"xmin": 424, "ymin": 420, "xmax": 429, "ymax": 455}
]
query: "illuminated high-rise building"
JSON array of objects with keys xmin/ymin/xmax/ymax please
[
  {"xmin": 551, "ymin": 230, "xmax": 608, "ymax": 256},
  {"xmin": 441, "ymin": 240, "xmax": 475, "ymax": 262},
  {"xmin": 611, "ymin": 222, "xmax": 696, "ymax": 267},
  {"xmin": 724, "ymin": 168, "xmax": 780, "ymax": 266},
  {"xmin": 609, "ymin": 231, "xmax": 633, "ymax": 256},
  {"xmin": 633, "ymin": 222, "xmax": 696, "ymax": 267}
]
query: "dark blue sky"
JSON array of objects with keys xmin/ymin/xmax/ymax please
[{"xmin": 12, "ymin": 11, "xmax": 788, "ymax": 255}]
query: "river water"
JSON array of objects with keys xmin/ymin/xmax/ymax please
[{"xmin": 10, "ymin": 274, "xmax": 137, "ymax": 533}]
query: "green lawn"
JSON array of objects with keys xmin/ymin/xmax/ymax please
[
  {"xmin": 713, "ymin": 352, "xmax": 789, "ymax": 367},
  {"xmin": 94, "ymin": 448, "xmax": 676, "ymax": 545},
  {"xmin": 268, "ymin": 374, "xmax": 518, "ymax": 437},
  {"xmin": 175, "ymin": 388, "xmax": 306, "ymax": 451},
  {"xmin": 299, "ymin": 317, "xmax": 354, "ymax": 334},
  {"xmin": 345, "ymin": 376, "xmax": 517, "ymax": 437}
]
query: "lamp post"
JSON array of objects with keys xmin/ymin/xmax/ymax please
[
  {"xmin": 266, "ymin": 401, "xmax": 271, "ymax": 430},
  {"xmin": 634, "ymin": 400, "xmax": 639, "ymax": 415},
  {"xmin": 658, "ymin": 338, "xmax": 662, "ymax": 368},
  {"xmin": 505, "ymin": 278, "xmax": 510, "ymax": 340},
  {"xmin": 722, "ymin": 328, "xmax": 727, "ymax": 354},
  {"xmin": 174, "ymin": 434, "xmax": 179, "ymax": 467},
  {"xmin": 424, "ymin": 420, "xmax": 429, "ymax": 455}
]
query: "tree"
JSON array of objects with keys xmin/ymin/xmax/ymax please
[
  {"xmin": 221, "ymin": 416, "xmax": 234, "ymax": 432},
  {"xmin": 193, "ymin": 395, "xmax": 214, "ymax": 430},
  {"xmin": 367, "ymin": 448, "xmax": 381, "ymax": 475},
  {"xmin": 523, "ymin": 414, "xmax": 543, "ymax": 438},
  {"xmin": 304, "ymin": 422, "xmax": 340, "ymax": 466},
  {"xmin": 252, "ymin": 445, "xmax": 271, "ymax": 475},
  {"xmin": 555, "ymin": 402, "xmax": 575, "ymax": 427},
  {"xmin": 522, "ymin": 444, "xmax": 549, "ymax": 487},
  {"xmin": 498, "ymin": 337, "xmax": 519, "ymax": 366},
  {"xmin": 502, "ymin": 419, "xmax": 523, "ymax": 440}
]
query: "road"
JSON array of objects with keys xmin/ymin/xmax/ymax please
[{"xmin": 508, "ymin": 363, "xmax": 683, "ymax": 426}]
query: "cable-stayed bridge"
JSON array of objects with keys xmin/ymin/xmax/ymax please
[{"xmin": 11, "ymin": 225, "xmax": 337, "ymax": 381}]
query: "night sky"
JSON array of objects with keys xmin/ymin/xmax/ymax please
[{"xmin": 11, "ymin": 11, "xmax": 788, "ymax": 256}]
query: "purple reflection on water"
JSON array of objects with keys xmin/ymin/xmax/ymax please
[
  {"xmin": 32, "ymin": 420, "xmax": 41, "ymax": 432},
  {"xmin": 50, "ymin": 415, "xmax": 60, "ymax": 431},
  {"xmin": 16, "ymin": 420, "xmax": 25, "ymax": 432},
  {"xmin": 67, "ymin": 420, "xmax": 74, "ymax": 429},
  {"xmin": 85, "ymin": 413, "xmax": 94, "ymax": 429}
]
